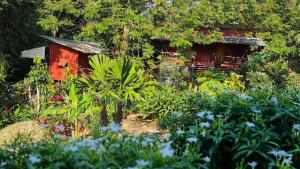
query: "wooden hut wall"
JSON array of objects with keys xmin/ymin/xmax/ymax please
[{"xmin": 49, "ymin": 43, "xmax": 79, "ymax": 81}]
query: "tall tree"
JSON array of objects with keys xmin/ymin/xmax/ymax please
[
  {"xmin": 0, "ymin": 0, "xmax": 43, "ymax": 81},
  {"xmin": 38, "ymin": 0, "xmax": 300, "ymax": 60}
]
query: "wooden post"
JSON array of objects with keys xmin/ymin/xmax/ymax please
[
  {"xmin": 28, "ymin": 86, "xmax": 32, "ymax": 106},
  {"xmin": 36, "ymin": 86, "xmax": 40, "ymax": 112}
]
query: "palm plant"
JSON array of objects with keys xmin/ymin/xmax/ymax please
[
  {"xmin": 87, "ymin": 55, "xmax": 149, "ymax": 124},
  {"xmin": 87, "ymin": 55, "xmax": 115, "ymax": 126},
  {"xmin": 107, "ymin": 57, "xmax": 147, "ymax": 123}
]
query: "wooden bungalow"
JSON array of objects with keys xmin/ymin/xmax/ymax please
[
  {"xmin": 41, "ymin": 36, "xmax": 102, "ymax": 81},
  {"xmin": 151, "ymin": 28, "xmax": 265, "ymax": 72}
]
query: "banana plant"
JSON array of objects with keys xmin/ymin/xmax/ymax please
[{"xmin": 43, "ymin": 83, "xmax": 94, "ymax": 137}]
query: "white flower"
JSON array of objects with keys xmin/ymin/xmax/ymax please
[
  {"xmin": 203, "ymin": 156, "xmax": 211, "ymax": 163},
  {"xmin": 201, "ymin": 131, "xmax": 207, "ymax": 137},
  {"xmin": 196, "ymin": 111, "xmax": 206, "ymax": 118},
  {"xmin": 109, "ymin": 123, "xmax": 122, "ymax": 132},
  {"xmin": 100, "ymin": 126, "xmax": 109, "ymax": 131},
  {"xmin": 94, "ymin": 137, "xmax": 107, "ymax": 143},
  {"xmin": 293, "ymin": 102, "xmax": 300, "ymax": 106},
  {"xmin": 64, "ymin": 145, "xmax": 79, "ymax": 152},
  {"xmin": 270, "ymin": 97, "xmax": 278, "ymax": 105},
  {"xmin": 207, "ymin": 114, "xmax": 215, "ymax": 121},
  {"xmin": 160, "ymin": 146, "xmax": 174, "ymax": 158},
  {"xmin": 196, "ymin": 111, "xmax": 213, "ymax": 118},
  {"xmin": 0, "ymin": 162, "xmax": 7, "ymax": 166},
  {"xmin": 247, "ymin": 161, "xmax": 257, "ymax": 169},
  {"xmin": 189, "ymin": 128, "xmax": 195, "ymax": 134},
  {"xmin": 176, "ymin": 129, "xmax": 185, "ymax": 135},
  {"xmin": 200, "ymin": 122, "xmax": 210, "ymax": 128},
  {"xmin": 79, "ymin": 139, "xmax": 97, "ymax": 150},
  {"xmin": 292, "ymin": 124, "xmax": 300, "ymax": 131},
  {"xmin": 237, "ymin": 93, "xmax": 252, "ymax": 100},
  {"xmin": 55, "ymin": 125, "xmax": 65, "ymax": 131},
  {"xmin": 135, "ymin": 160, "xmax": 149, "ymax": 166},
  {"xmin": 131, "ymin": 137, "xmax": 137, "ymax": 142},
  {"xmin": 245, "ymin": 122, "xmax": 255, "ymax": 128},
  {"xmin": 53, "ymin": 134, "xmax": 63, "ymax": 139},
  {"xmin": 186, "ymin": 137, "xmax": 198, "ymax": 143},
  {"xmin": 141, "ymin": 140, "xmax": 149, "ymax": 147},
  {"xmin": 171, "ymin": 111, "xmax": 181, "ymax": 117},
  {"xmin": 268, "ymin": 149, "xmax": 292, "ymax": 159},
  {"xmin": 282, "ymin": 157, "xmax": 293, "ymax": 165},
  {"xmin": 160, "ymin": 141, "xmax": 174, "ymax": 158},
  {"xmin": 165, "ymin": 133, "xmax": 171, "ymax": 138},
  {"xmin": 28, "ymin": 155, "xmax": 41, "ymax": 164},
  {"xmin": 141, "ymin": 137, "xmax": 153, "ymax": 147},
  {"xmin": 126, "ymin": 167, "xmax": 138, "ymax": 169},
  {"xmin": 251, "ymin": 106, "xmax": 262, "ymax": 114}
]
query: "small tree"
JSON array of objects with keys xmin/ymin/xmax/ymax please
[
  {"xmin": 107, "ymin": 57, "xmax": 147, "ymax": 124},
  {"xmin": 87, "ymin": 55, "xmax": 150, "ymax": 124},
  {"xmin": 44, "ymin": 83, "xmax": 94, "ymax": 137},
  {"xmin": 24, "ymin": 57, "xmax": 52, "ymax": 112}
]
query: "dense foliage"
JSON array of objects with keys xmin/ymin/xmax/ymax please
[
  {"xmin": 36, "ymin": 0, "xmax": 300, "ymax": 59},
  {"xmin": 1, "ymin": 84, "xmax": 300, "ymax": 168},
  {"xmin": 1, "ymin": 0, "xmax": 300, "ymax": 169}
]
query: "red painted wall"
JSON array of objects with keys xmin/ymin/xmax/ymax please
[{"xmin": 49, "ymin": 43, "xmax": 89, "ymax": 81}]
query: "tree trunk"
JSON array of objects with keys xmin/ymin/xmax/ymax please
[
  {"xmin": 36, "ymin": 86, "xmax": 40, "ymax": 112},
  {"xmin": 100, "ymin": 104, "xmax": 109, "ymax": 126},
  {"xmin": 113, "ymin": 104, "xmax": 123, "ymax": 124}
]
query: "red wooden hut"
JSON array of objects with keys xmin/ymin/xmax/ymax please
[
  {"xmin": 151, "ymin": 28, "xmax": 265, "ymax": 72},
  {"xmin": 41, "ymin": 36, "xmax": 102, "ymax": 81}
]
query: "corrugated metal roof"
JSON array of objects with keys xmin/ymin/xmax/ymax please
[
  {"xmin": 151, "ymin": 36, "xmax": 265, "ymax": 46},
  {"xmin": 41, "ymin": 35, "xmax": 102, "ymax": 54},
  {"xmin": 223, "ymin": 36, "xmax": 265, "ymax": 46}
]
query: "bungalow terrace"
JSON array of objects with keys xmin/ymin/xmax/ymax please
[{"xmin": 151, "ymin": 28, "xmax": 265, "ymax": 72}]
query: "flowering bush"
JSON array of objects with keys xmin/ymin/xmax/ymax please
[
  {"xmin": 160, "ymin": 86, "xmax": 300, "ymax": 168},
  {"xmin": 0, "ymin": 124, "xmax": 205, "ymax": 169}
]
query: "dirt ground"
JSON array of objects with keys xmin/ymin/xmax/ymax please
[
  {"xmin": 0, "ymin": 121, "xmax": 50, "ymax": 145},
  {"xmin": 0, "ymin": 114, "xmax": 162, "ymax": 145},
  {"xmin": 122, "ymin": 114, "xmax": 164, "ymax": 135}
]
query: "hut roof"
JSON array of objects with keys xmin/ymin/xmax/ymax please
[
  {"xmin": 151, "ymin": 36, "xmax": 265, "ymax": 46},
  {"xmin": 223, "ymin": 36, "xmax": 265, "ymax": 46},
  {"xmin": 41, "ymin": 35, "xmax": 102, "ymax": 54}
]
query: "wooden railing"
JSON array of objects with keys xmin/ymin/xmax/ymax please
[
  {"xmin": 161, "ymin": 51, "xmax": 179, "ymax": 58},
  {"xmin": 219, "ymin": 56, "xmax": 243, "ymax": 71},
  {"xmin": 187, "ymin": 61, "xmax": 214, "ymax": 73}
]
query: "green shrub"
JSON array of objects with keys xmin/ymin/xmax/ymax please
[
  {"xmin": 246, "ymin": 71, "xmax": 274, "ymax": 90},
  {"xmin": 224, "ymin": 73, "xmax": 245, "ymax": 91},
  {"xmin": 136, "ymin": 85, "xmax": 195, "ymax": 120},
  {"xmin": 196, "ymin": 69, "xmax": 228, "ymax": 84},
  {"xmin": 264, "ymin": 59, "xmax": 289, "ymax": 87},
  {"xmin": 241, "ymin": 55, "xmax": 289, "ymax": 88},
  {"xmin": 198, "ymin": 80, "xmax": 226, "ymax": 96}
]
